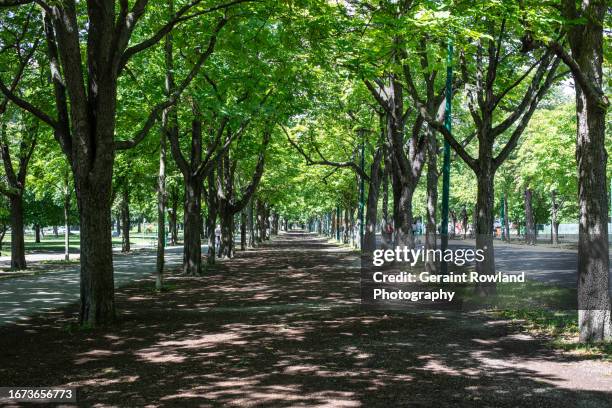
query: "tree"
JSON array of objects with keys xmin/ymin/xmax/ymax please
[
  {"xmin": 524, "ymin": 0, "xmax": 611, "ymax": 341},
  {"xmin": 0, "ymin": 111, "xmax": 36, "ymax": 269},
  {"xmin": 0, "ymin": 0, "xmax": 246, "ymax": 325},
  {"xmin": 216, "ymin": 128, "xmax": 271, "ymax": 258},
  {"xmin": 413, "ymin": 5, "xmax": 562, "ymax": 294}
]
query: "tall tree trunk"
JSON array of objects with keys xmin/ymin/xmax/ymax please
[
  {"xmin": 475, "ymin": 167, "xmax": 496, "ymax": 295},
  {"xmin": 34, "ymin": 224, "xmax": 41, "ymax": 244},
  {"xmin": 363, "ymin": 149, "xmax": 383, "ymax": 256},
  {"xmin": 0, "ymin": 225, "xmax": 7, "ymax": 257},
  {"xmin": 264, "ymin": 203, "xmax": 271, "ymax": 240},
  {"xmin": 9, "ymin": 195, "xmax": 26, "ymax": 270},
  {"xmin": 219, "ymin": 203, "xmax": 234, "ymax": 259},
  {"xmin": 256, "ymin": 200, "xmax": 266, "ymax": 242},
  {"xmin": 205, "ymin": 171, "xmax": 217, "ymax": 265},
  {"xmin": 548, "ymin": 0, "xmax": 611, "ymax": 341},
  {"xmin": 247, "ymin": 199, "xmax": 255, "ymax": 247},
  {"xmin": 425, "ymin": 127, "xmax": 438, "ymax": 273},
  {"xmin": 343, "ymin": 208, "xmax": 349, "ymax": 243},
  {"xmin": 240, "ymin": 209, "xmax": 247, "ymax": 250},
  {"xmin": 576, "ymin": 80, "xmax": 611, "ymax": 340},
  {"xmin": 503, "ymin": 190, "xmax": 510, "ymax": 242},
  {"xmin": 331, "ymin": 211, "xmax": 336, "ymax": 239},
  {"xmin": 574, "ymin": 35, "xmax": 611, "ymax": 340},
  {"xmin": 53, "ymin": 226, "xmax": 58, "ymax": 237},
  {"xmin": 182, "ymin": 178, "xmax": 202, "ymax": 275},
  {"xmin": 551, "ymin": 190, "xmax": 559, "ymax": 245},
  {"xmin": 121, "ymin": 185, "xmax": 130, "ymax": 253},
  {"xmin": 524, "ymin": 187, "xmax": 535, "ymax": 245},
  {"xmin": 394, "ymin": 186, "xmax": 415, "ymax": 248},
  {"xmin": 271, "ymin": 213, "xmax": 279, "ymax": 235},
  {"xmin": 168, "ymin": 191, "xmax": 178, "ymax": 245},
  {"xmin": 64, "ymin": 192, "xmax": 70, "ymax": 261},
  {"xmin": 382, "ymin": 147, "xmax": 390, "ymax": 226},
  {"xmin": 78, "ymin": 180, "xmax": 115, "ymax": 326},
  {"xmin": 156, "ymin": 124, "xmax": 167, "ymax": 290}
]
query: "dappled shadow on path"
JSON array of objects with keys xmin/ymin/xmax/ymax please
[{"xmin": 0, "ymin": 232, "xmax": 610, "ymax": 407}]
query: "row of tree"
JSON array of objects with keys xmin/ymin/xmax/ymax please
[{"xmin": 0, "ymin": 1, "xmax": 609, "ymax": 342}]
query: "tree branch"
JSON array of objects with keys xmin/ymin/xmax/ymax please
[
  {"xmin": 493, "ymin": 57, "xmax": 561, "ymax": 168},
  {"xmin": 114, "ymin": 17, "xmax": 228, "ymax": 151},
  {"xmin": 118, "ymin": 0, "xmax": 253, "ymax": 73},
  {"xmin": 547, "ymin": 40, "xmax": 609, "ymax": 109},
  {"xmin": 282, "ymin": 125, "xmax": 371, "ymax": 182}
]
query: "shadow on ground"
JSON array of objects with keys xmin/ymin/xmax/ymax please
[{"xmin": 0, "ymin": 232, "xmax": 610, "ymax": 407}]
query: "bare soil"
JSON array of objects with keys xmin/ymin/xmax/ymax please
[{"xmin": 0, "ymin": 232, "xmax": 610, "ymax": 407}]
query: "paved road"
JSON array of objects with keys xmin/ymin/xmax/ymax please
[
  {"xmin": 1, "ymin": 235, "xmax": 609, "ymax": 326},
  {"xmin": 380, "ymin": 235, "xmax": 612, "ymax": 289},
  {"xmin": 0, "ymin": 245, "xmax": 199, "ymax": 326},
  {"xmin": 445, "ymin": 238, "xmax": 612, "ymax": 288}
]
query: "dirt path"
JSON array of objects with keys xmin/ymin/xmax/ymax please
[{"xmin": 1, "ymin": 232, "xmax": 610, "ymax": 407}]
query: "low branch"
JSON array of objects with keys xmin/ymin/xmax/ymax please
[
  {"xmin": 282, "ymin": 125, "xmax": 371, "ymax": 182},
  {"xmin": 118, "ymin": 0, "xmax": 253, "ymax": 73},
  {"xmin": 114, "ymin": 17, "xmax": 228, "ymax": 151},
  {"xmin": 547, "ymin": 40, "xmax": 609, "ymax": 109},
  {"xmin": 0, "ymin": 0, "xmax": 33, "ymax": 6},
  {"xmin": 493, "ymin": 57, "xmax": 561, "ymax": 168},
  {"xmin": 415, "ymin": 103, "xmax": 478, "ymax": 172}
]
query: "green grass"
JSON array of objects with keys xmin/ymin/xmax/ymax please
[
  {"xmin": 492, "ymin": 309, "xmax": 612, "ymax": 360},
  {"xmin": 2, "ymin": 232, "xmax": 159, "ymax": 254},
  {"xmin": 460, "ymin": 279, "xmax": 577, "ymax": 310}
]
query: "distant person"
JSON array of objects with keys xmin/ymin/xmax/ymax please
[{"xmin": 215, "ymin": 224, "xmax": 221, "ymax": 253}]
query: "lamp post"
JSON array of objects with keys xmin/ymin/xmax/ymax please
[{"xmin": 440, "ymin": 38, "xmax": 453, "ymax": 274}]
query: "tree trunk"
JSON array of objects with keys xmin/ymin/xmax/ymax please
[
  {"xmin": 34, "ymin": 224, "xmax": 41, "ymax": 244},
  {"xmin": 394, "ymin": 185, "xmax": 415, "ymax": 248},
  {"xmin": 205, "ymin": 171, "xmax": 217, "ymax": 265},
  {"xmin": 331, "ymin": 211, "xmax": 336, "ymax": 239},
  {"xmin": 425, "ymin": 127, "xmax": 438, "ymax": 273},
  {"xmin": 271, "ymin": 213, "xmax": 279, "ymax": 235},
  {"xmin": 343, "ymin": 208, "xmax": 350, "ymax": 244},
  {"xmin": 524, "ymin": 187, "xmax": 535, "ymax": 245},
  {"xmin": 475, "ymin": 168, "xmax": 496, "ymax": 295},
  {"xmin": 121, "ymin": 186, "xmax": 130, "ymax": 253},
  {"xmin": 0, "ymin": 225, "xmax": 7, "ymax": 257},
  {"xmin": 182, "ymin": 178, "xmax": 202, "ymax": 275},
  {"xmin": 363, "ymin": 149, "xmax": 383, "ymax": 256},
  {"xmin": 240, "ymin": 209, "xmax": 247, "ymax": 250},
  {"xmin": 256, "ymin": 200, "xmax": 266, "ymax": 242},
  {"xmin": 156, "ymin": 124, "xmax": 167, "ymax": 290},
  {"xmin": 78, "ymin": 182, "xmax": 115, "ymax": 326},
  {"xmin": 9, "ymin": 195, "xmax": 26, "ymax": 270},
  {"xmin": 219, "ymin": 204, "xmax": 234, "ymax": 259},
  {"xmin": 503, "ymin": 190, "xmax": 510, "ymax": 242},
  {"xmin": 551, "ymin": 190, "xmax": 559, "ymax": 246},
  {"xmin": 574, "ymin": 52, "xmax": 611, "ymax": 341},
  {"xmin": 264, "ymin": 203, "xmax": 270, "ymax": 240},
  {"xmin": 576, "ymin": 79, "xmax": 611, "ymax": 340},
  {"xmin": 53, "ymin": 226, "xmax": 58, "ymax": 237},
  {"xmin": 247, "ymin": 199, "xmax": 255, "ymax": 247},
  {"xmin": 168, "ymin": 191, "xmax": 178, "ymax": 245},
  {"xmin": 551, "ymin": 0, "xmax": 611, "ymax": 341},
  {"xmin": 64, "ymin": 192, "xmax": 70, "ymax": 261},
  {"xmin": 382, "ymin": 147, "xmax": 389, "ymax": 226}
]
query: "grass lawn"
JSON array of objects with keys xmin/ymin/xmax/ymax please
[{"xmin": 2, "ymin": 231, "xmax": 162, "ymax": 255}]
